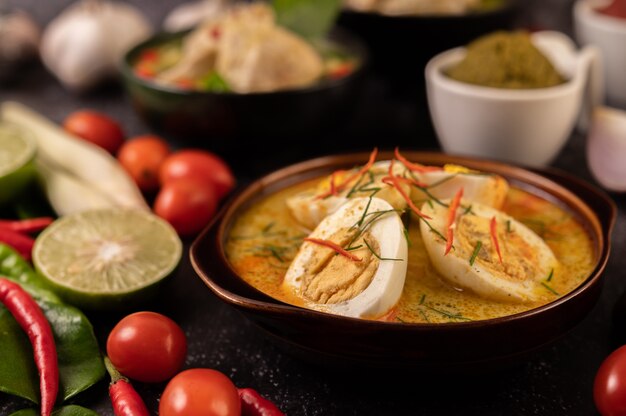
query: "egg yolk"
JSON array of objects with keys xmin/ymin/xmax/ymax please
[
  {"xmin": 456, "ymin": 215, "xmax": 540, "ymax": 282},
  {"xmin": 300, "ymin": 228, "xmax": 379, "ymax": 304}
]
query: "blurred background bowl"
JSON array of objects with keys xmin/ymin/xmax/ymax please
[
  {"xmin": 425, "ymin": 31, "xmax": 599, "ymax": 166},
  {"xmin": 121, "ymin": 28, "xmax": 367, "ymax": 146},
  {"xmin": 575, "ymin": 0, "xmax": 626, "ymax": 108},
  {"xmin": 338, "ymin": 0, "xmax": 520, "ymax": 91}
]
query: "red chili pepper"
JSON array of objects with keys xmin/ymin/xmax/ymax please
[
  {"xmin": 303, "ymin": 237, "xmax": 362, "ymax": 262},
  {"xmin": 0, "ymin": 228, "xmax": 34, "ymax": 261},
  {"xmin": 0, "ymin": 278, "xmax": 58, "ymax": 416},
  {"xmin": 104, "ymin": 357, "xmax": 150, "ymax": 416},
  {"xmin": 328, "ymin": 62, "xmax": 354, "ymax": 80},
  {"xmin": 0, "ymin": 217, "xmax": 54, "ymax": 234},
  {"xmin": 239, "ymin": 388, "xmax": 284, "ymax": 416}
]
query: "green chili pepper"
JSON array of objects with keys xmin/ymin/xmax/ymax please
[{"xmin": 0, "ymin": 244, "xmax": 105, "ymax": 405}]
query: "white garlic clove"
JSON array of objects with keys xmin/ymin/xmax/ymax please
[
  {"xmin": 587, "ymin": 106, "xmax": 626, "ymax": 192},
  {"xmin": 40, "ymin": 0, "xmax": 152, "ymax": 92}
]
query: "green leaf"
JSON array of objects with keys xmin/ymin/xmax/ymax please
[
  {"xmin": 273, "ymin": 0, "xmax": 341, "ymax": 39},
  {"xmin": 0, "ymin": 307, "xmax": 39, "ymax": 403},
  {"xmin": 10, "ymin": 405, "xmax": 99, "ymax": 416},
  {"xmin": 39, "ymin": 299, "xmax": 106, "ymax": 401},
  {"xmin": 0, "ymin": 246, "xmax": 105, "ymax": 403}
]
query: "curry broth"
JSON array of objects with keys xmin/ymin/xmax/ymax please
[{"xmin": 225, "ymin": 179, "xmax": 596, "ymax": 323}]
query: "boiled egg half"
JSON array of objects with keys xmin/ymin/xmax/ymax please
[
  {"xmin": 283, "ymin": 197, "xmax": 408, "ymax": 318},
  {"xmin": 286, "ymin": 161, "xmax": 410, "ymax": 230},
  {"xmin": 420, "ymin": 199, "xmax": 559, "ymax": 302},
  {"xmin": 411, "ymin": 164, "xmax": 509, "ymax": 209}
]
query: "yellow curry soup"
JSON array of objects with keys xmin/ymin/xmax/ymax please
[{"xmin": 225, "ymin": 179, "xmax": 596, "ymax": 323}]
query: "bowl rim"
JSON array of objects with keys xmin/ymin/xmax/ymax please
[
  {"xmin": 575, "ymin": 0, "xmax": 626, "ymax": 35},
  {"xmin": 190, "ymin": 150, "xmax": 616, "ymax": 331},
  {"xmin": 340, "ymin": 0, "xmax": 518, "ymax": 20},
  {"xmin": 425, "ymin": 33, "xmax": 585, "ymax": 101},
  {"xmin": 121, "ymin": 27, "xmax": 369, "ymax": 98}
]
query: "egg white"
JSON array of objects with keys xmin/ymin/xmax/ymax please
[
  {"xmin": 411, "ymin": 165, "xmax": 509, "ymax": 209},
  {"xmin": 284, "ymin": 197, "xmax": 408, "ymax": 318},
  {"xmin": 419, "ymin": 199, "xmax": 558, "ymax": 303}
]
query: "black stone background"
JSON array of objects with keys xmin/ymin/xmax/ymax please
[{"xmin": 1, "ymin": 0, "xmax": 626, "ymax": 414}]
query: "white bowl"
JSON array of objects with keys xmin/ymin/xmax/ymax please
[
  {"xmin": 575, "ymin": 0, "xmax": 626, "ymax": 108},
  {"xmin": 425, "ymin": 31, "xmax": 601, "ymax": 167}
]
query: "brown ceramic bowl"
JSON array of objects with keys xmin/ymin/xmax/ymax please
[{"xmin": 190, "ymin": 151, "xmax": 615, "ymax": 370}]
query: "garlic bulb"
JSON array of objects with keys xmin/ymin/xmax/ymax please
[
  {"xmin": 0, "ymin": 9, "xmax": 40, "ymax": 80},
  {"xmin": 163, "ymin": 0, "xmax": 230, "ymax": 32},
  {"xmin": 41, "ymin": 0, "xmax": 152, "ymax": 92},
  {"xmin": 587, "ymin": 106, "xmax": 626, "ymax": 192}
]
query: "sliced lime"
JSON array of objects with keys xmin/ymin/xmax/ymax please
[
  {"xmin": 33, "ymin": 209, "xmax": 183, "ymax": 310},
  {"xmin": 0, "ymin": 122, "xmax": 37, "ymax": 205}
]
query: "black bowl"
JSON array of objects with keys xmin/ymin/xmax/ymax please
[
  {"xmin": 338, "ymin": 0, "xmax": 520, "ymax": 90},
  {"xmin": 190, "ymin": 151, "xmax": 615, "ymax": 371},
  {"xmin": 121, "ymin": 29, "xmax": 367, "ymax": 144}
]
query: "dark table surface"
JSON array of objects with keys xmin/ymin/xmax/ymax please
[{"xmin": 2, "ymin": 0, "xmax": 626, "ymax": 415}]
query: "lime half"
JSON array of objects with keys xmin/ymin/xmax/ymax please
[
  {"xmin": 0, "ymin": 122, "xmax": 37, "ymax": 205},
  {"xmin": 33, "ymin": 209, "xmax": 183, "ymax": 310}
]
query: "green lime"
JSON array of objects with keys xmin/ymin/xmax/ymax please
[
  {"xmin": 0, "ymin": 122, "xmax": 37, "ymax": 205},
  {"xmin": 33, "ymin": 209, "xmax": 183, "ymax": 310}
]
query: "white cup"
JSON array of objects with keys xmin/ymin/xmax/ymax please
[
  {"xmin": 575, "ymin": 0, "xmax": 626, "ymax": 108},
  {"xmin": 425, "ymin": 31, "xmax": 601, "ymax": 167}
]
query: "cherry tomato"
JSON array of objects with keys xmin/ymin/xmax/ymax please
[
  {"xmin": 159, "ymin": 369, "xmax": 241, "ymax": 416},
  {"xmin": 106, "ymin": 311, "xmax": 187, "ymax": 383},
  {"xmin": 63, "ymin": 110, "xmax": 125, "ymax": 154},
  {"xmin": 159, "ymin": 150, "xmax": 235, "ymax": 200},
  {"xmin": 117, "ymin": 135, "xmax": 171, "ymax": 192},
  {"xmin": 594, "ymin": 345, "xmax": 626, "ymax": 416},
  {"xmin": 154, "ymin": 178, "xmax": 218, "ymax": 236}
]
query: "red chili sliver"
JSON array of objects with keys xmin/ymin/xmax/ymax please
[
  {"xmin": 382, "ymin": 160, "xmax": 431, "ymax": 220},
  {"xmin": 304, "ymin": 238, "xmax": 362, "ymax": 262},
  {"xmin": 394, "ymin": 147, "xmax": 442, "ymax": 173},
  {"xmin": 444, "ymin": 188, "xmax": 464, "ymax": 256},
  {"xmin": 490, "ymin": 216, "xmax": 503, "ymax": 263},
  {"xmin": 239, "ymin": 388, "xmax": 284, "ymax": 416},
  {"xmin": 0, "ymin": 278, "xmax": 58, "ymax": 416},
  {"xmin": 316, "ymin": 148, "xmax": 378, "ymax": 199}
]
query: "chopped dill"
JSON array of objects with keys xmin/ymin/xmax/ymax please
[
  {"xmin": 403, "ymin": 228, "xmax": 412, "ymax": 247},
  {"xmin": 262, "ymin": 222, "xmax": 275, "ymax": 234},
  {"xmin": 506, "ymin": 220, "xmax": 512, "ymax": 233},
  {"xmin": 418, "ymin": 294, "xmax": 471, "ymax": 321},
  {"xmin": 363, "ymin": 238, "xmax": 403, "ymax": 261},
  {"xmin": 396, "ymin": 317, "xmax": 406, "ymax": 323},
  {"xmin": 469, "ymin": 241, "xmax": 482, "ymax": 266},
  {"xmin": 541, "ymin": 282, "xmax": 559, "ymax": 296},
  {"xmin": 345, "ymin": 245, "xmax": 363, "ymax": 251},
  {"xmin": 546, "ymin": 269, "xmax": 554, "ymax": 282}
]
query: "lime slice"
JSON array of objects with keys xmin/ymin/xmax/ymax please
[
  {"xmin": 0, "ymin": 122, "xmax": 37, "ymax": 205},
  {"xmin": 33, "ymin": 209, "xmax": 183, "ymax": 310}
]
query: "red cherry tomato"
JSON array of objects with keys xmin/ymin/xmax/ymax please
[
  {"xmin": 63, "ymin": 110, "xmax": 125, "ymax": 154},
  {"xmin": 159, "ymin": 150, "xmax": 235, "ymax": 200},
  {"xmin": 106, "ymin": 311, "xmax": 187, "ymax": 383},
  {"xmin": 594, "ymin": 345, "xmax": 626, "ymax": 416},
  {"xmin": 159, "ymin": 369, "xmax": 241, "ymax": 416},
  {"xmin": 117, "ymin": 135, "xmax": 171, "ymax": 192},
  {"xmin": 154, "ymin": 178, "xmax": 218, "ymax": 236}
]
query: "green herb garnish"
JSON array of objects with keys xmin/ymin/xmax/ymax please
[{"xmin": 469, "ymin": 241, "xmax": 482, "ymax": 266}]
